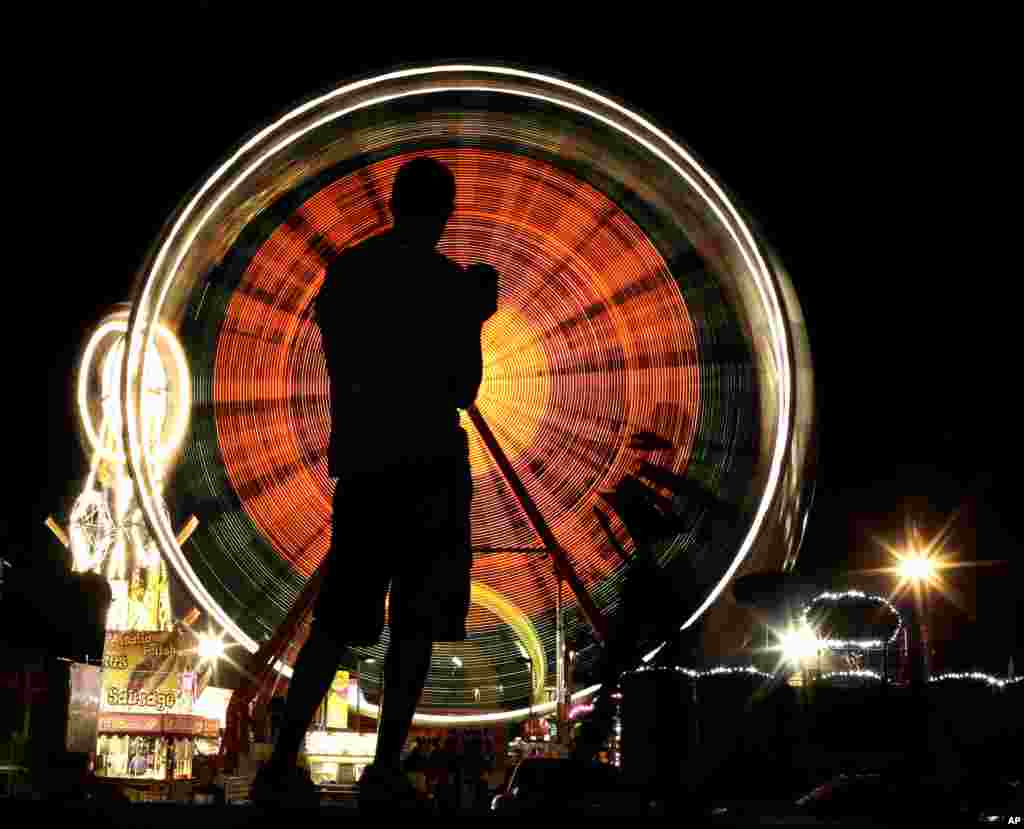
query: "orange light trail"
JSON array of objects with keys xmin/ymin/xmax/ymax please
[{"xmin": 213, "ymin": 149, "xmax": 700, "ymax": 629}]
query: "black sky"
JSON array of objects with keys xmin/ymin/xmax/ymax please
[{"xmin": 10, "ymin": 15, "xmax": 1016, "ymax": 669}]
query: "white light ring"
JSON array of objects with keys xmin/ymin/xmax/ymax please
[
  {"xmin": 125, "ymin": 64, "xmax": 799, "ymax": 724},
  {"xmin": 80, "ymin": 314, "xmax": 190, "ymax": 466},
  {"xmin": 803, "ymin": 589, "xmax": 904, "ymax": 649}
]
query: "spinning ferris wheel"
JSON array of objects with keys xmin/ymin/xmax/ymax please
[{"xmin": 119, "ymin": 65, "xmax": 815, "ymax": 727}]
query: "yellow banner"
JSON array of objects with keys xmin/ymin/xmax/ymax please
[
  {"xmin": 101, "ymin": 629, "xmax": 199, "ymax": 714},
  {"xmin": 325, "ymin": 670, "xmax": 349, "ymax": 729}
]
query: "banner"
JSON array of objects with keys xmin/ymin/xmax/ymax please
[
  {"xmin": 326, "ymin": 670, "xmax": 349, "ymax": 729},
  {"xmin": 66, "ymin": 662, "xmax": 102, "ymax": 753},
  {"xmin": 97, "ymin": 712, "xmax": 219, "ymax": 737},
  {"xmin": 101, "ymin": 630, "xmax": 199, "ymax": 715},
  {"xmin": 193, "ymin": 686, "xmax": 233, "ymax": 730}
]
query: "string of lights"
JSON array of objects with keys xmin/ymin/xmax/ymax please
[
  {"xmin": 802, "ymin": 589, "xmax": 903, "ymax": 650},
  {"xmin": 819, "ymin": 670, "xmax": 882, "ymax": 682},
  {"xmin": 625, "ymin": 664, "xmax": 773, "ymax": 680},
  {"xmin": 929, "ymin": 672, "xmax": 1023, "ymax": 689}
]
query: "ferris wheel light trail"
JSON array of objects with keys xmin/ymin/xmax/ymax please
[
  {"xmin": 124, "ymin": 65, "xmax": 811, "ymax": 725},
  {"xmin": 467, "ymin": 404, "xmax": 607, "ymax": 642},
  {"xmin": 80, "ymin": 315, "xmax": 190, "ymax": 466}
]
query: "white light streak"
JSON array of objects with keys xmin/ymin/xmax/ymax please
[{"xmin": 124, "ymin": 65, "xmax": 803, "ymax": 725}]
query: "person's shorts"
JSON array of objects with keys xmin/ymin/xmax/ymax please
[{"xmin": 313, "ymin": 436, "xmax": 473, "ymax": 645}]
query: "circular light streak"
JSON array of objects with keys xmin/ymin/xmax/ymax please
[
  {"xmin": 802, "ymin": 589, "xmax": 904, "ymax": 650},
  {"xmin": 211, "ymin": 148, "xmax": 698, "ymax": 646},
  {"xmin": 78, "ymin": 309, "xmax": 190, "ymax": 466},
  {"xmin": 469, "ymin": 581, "xmax": 546, "ymax": 703},
  {"xmin": 123, "ymin": 65, "xmax": 814, "ymax": 725}
]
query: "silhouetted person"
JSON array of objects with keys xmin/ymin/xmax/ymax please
[{"xmin": 252, "ymin": 157, "xmax": 493, "ymax": 811}]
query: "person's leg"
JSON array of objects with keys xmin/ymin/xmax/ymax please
[
  {"xmin": 269, "ymin": 472, "xmax": 384, "ymax": 775},
  {"xmin": 268, "ymin": 628, "xmax": 348, "ymax": 771},
  {"xmin": 367, "ymin": 455, "xmax": 468, "ymax": 777},
  {"xmin": 373, "ymin": 630, "xmax": 433, "ymax": 771}
]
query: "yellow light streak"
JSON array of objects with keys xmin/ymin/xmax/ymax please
[{"xmin": 44, "ymin": 515, "xmax": 70, "ymax": 549}]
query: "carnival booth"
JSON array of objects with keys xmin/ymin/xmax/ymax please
[{"xmin": 95, "ymin": 712, "xmax": 218, "ymax": 780}]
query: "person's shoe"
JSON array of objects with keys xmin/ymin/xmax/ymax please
[
  {"xmin": 357, "ymin": 763, "xmax": 420, "ymax": 814},
  {"xmin": 250, "ymin": 762, "xmax": 320, "ymax": 809}
]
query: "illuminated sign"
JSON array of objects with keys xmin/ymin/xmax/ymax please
[
  {"xmin": 101, "ymin": 629, "xmax": 199, "ymax": 714},
  {"xmin": 193, "ymin": 686, "xmax": 233, "ymax": 728},
  {"xmin": 97, "ymin": 712, "xmax": 219, "ymax": 737},
  {"xmin": 305, "ymin": 730, "xmax": 377, "ymax": 757},
  {"xmin": 325, "ymin": 671, "xmax": 349, "ymax": 730}
]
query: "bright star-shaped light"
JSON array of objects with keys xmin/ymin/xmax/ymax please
[
  {"xmin": 852, "ymin": 510, "xmax": 1008, "ymax": 614},
  {"xmin": 771, "ymin": 623, "xmax": 820, "ymax": 667},
  {"xmin": 876, "ymin": 517, "xmax": 955, "ymax": 604},
  {"xmin": 197, "ymin": 628, "xmax": 227, "ymax": 664},
  {"xmin": 898, "ymin": 555, "xmax": 936, "ymax": 583}
]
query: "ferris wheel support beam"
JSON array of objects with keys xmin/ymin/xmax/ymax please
[
  {"xmin": 45, "ymin": 516, "xmax": 70, "ymax": 549},
  {"xmin": 466, "ymin": 405, "xmax": 609, "ymax": 644}
]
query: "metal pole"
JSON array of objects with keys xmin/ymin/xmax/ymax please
[
  {"xmin": 921, "ymin": 588, "xmax": 932, "ymax": 681},
  {"xmin": 882, "ymin": 642, "xmax": 888, "ymax": 694},
  {"xmin": 467, "ymin": 405, "xmax": 608, "ymax": 642},
  {"xmin": 555, "ymin": 574, "xmax": 566, "ymax": 743},
  {"xmin": 528, "ymin": 659, "xmax": 534, "ymax": 726},
  {"xmin": 356, "ymin": 661, "xmax": 361, "ymax": 735}
]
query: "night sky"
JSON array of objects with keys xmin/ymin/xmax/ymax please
[{"xmin": 9, "ymin": 15, "xmax": 1016, "ymax": 671}]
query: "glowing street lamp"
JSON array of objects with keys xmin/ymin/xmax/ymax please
[
  {"xmin": 776, "ymin": 623, "xmax": 820, "ymax": 669},
  {"xmin": 867, "ymin": 517, "xmax": 963, "ymax": 682},
  {"xmin": 197, "ymin": 632, "xmax": 226, "ymax": 663},
  {"xmin": 878, "ymin": 516, "xmax": 956, "ymax": 602},
  {"xmin": 196, "ymin": 628, "xmax": 229, "ymax": 686},
  {"xmin": 890, "ymin": 532, "xmax": 948, "ymax": 682},
  {"xmin": 898, "ymin": 553, "xmax": 936, "ymax": 584}
]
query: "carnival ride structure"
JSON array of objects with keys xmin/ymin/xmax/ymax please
[{"xmin": 98, "ymin": 65, "xmax": 816, "ymax": 766}]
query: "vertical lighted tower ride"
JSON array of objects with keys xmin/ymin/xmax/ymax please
[
  {"xmin": 68, "ymin": 305, "xmax": 191, "ymax": 632},
  {"xmin": 117, "ymin": 65, "xmax": 816, "ymax": 734}
]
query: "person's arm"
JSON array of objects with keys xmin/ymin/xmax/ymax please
[
  {"xmin": 453, "ymin": 316, "xmax": 484, "ymax": 410},
  {"xmin": 452, "ymin": 263, "xmax": 497, "ymax": 409}
]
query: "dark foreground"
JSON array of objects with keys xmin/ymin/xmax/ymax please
[{"xmin": 0, "ymin": 802, "xmax": 898, "ymax": 825}]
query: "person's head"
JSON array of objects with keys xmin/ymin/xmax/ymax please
[{"xmin": 390, "ymin": 156, "xmax": 456, "ymax": 247}]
